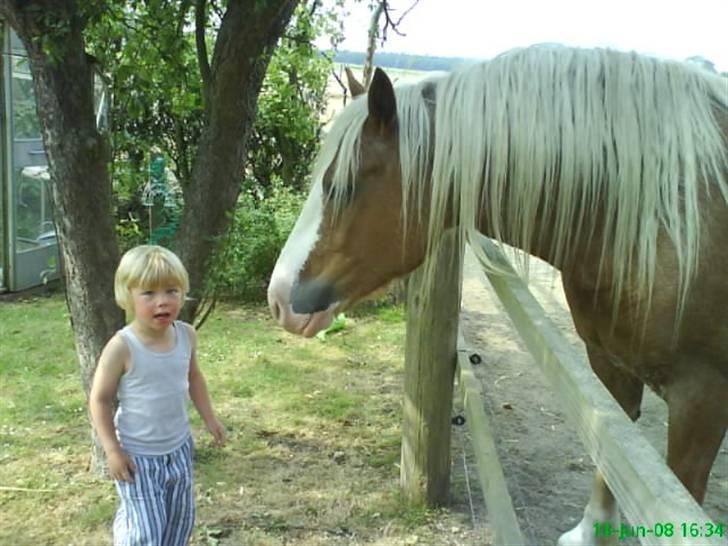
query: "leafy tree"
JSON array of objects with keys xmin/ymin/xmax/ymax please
[
  {"xmin": 87, "ymin": 0, "xmax": 205, "ymax": 229},
  {"xmin": 85, "ymin": 2, "xmax": 337, "ymax": 319},
  {"xmin": 208, "ymin": 183, "xmax": 305, "ymax": 301},
  {"xmin": 205, "ymin": 6, "xmax": 335, "ymax": 306},
  {"xmin": 0, "ymin": 0, "xmax": 301, "ymax": 469}
]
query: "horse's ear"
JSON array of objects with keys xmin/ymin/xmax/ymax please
[
  {"xmin": 367, "ymin": 67, "xmax": 396, "ymax": 129},
  {"xmin": 345, "ymin": 66, "xmax": 366, "ymax": 98}
]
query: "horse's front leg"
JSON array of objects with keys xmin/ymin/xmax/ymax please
[
  {"xmin": 557, "ymin": 343, "xmax": 644, "ymax": 546},
  {"xmin": 665, "ymin": 365, "xmax": 727, "ymax": 504}
]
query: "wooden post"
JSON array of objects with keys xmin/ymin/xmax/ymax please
[{"xmin": 400, "ymin": 230, "xmax": 463, "ymax": 505}]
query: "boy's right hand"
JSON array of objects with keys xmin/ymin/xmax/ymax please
[{"xmin": 107, "ymin": 448, "xmax": 136, "ymax": 482}]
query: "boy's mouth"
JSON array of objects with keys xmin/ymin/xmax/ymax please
[{"xmin": 154, "ymin": 312, "xmax": 171, "ymax": 319}]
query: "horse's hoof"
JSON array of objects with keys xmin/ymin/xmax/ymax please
[
  {"xmin": 557, "ymin": 523, "xmax": 591, "ymax": 546},
  {"xmin": 557, "ymin": 520, "xmax": 618, "ymax": 546}
]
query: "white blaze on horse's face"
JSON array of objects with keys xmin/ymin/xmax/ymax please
[{"xmin": 267, "ymin": 179, "xmax": 337, "ymax": 337}]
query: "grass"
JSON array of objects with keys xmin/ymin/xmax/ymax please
[{"xmin": 0, "ymin": 293, "xmax": 474, "ymax": 545}]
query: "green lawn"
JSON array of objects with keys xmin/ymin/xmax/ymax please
[{"xmin": 0, "ymin": 294, "xmax": 473, "ymax": 545}]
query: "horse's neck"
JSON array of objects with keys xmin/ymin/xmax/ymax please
[{"xmin": 473, "ymin": 189, "xmax": 613, "ymax": 289}]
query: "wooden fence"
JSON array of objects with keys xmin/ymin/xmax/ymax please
[{"xmin": 400, "ymin": 231, "xmax": 727, "ymax": 546}]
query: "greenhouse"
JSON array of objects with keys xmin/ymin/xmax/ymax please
[{"xmin": 0, "ymin": 23, "xmax": 106, "ymax": 292}]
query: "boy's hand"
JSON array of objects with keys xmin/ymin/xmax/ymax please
[
  {"xmin": 107, "ymin": 448, "xmax": 136, "ymax": 482},
  {"xmin": 205, "ymin": 417, "xmax": 226, "ymax": 447}
]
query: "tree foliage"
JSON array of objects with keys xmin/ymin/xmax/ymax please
[
  {"xmin": 246, "ymin": 7, "xmax": 333, "ymax": 197},
  {"xmin": 85, "ymin": 2, "xmax": 338, "ymax": 273},
  {"xmin": 87, "ymin": 2, "xmax": 203, "ymax": 190}
]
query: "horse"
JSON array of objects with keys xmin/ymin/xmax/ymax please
[{"xmin": 267, "ymin": 45, "xmax": 728, "ymax": 545}]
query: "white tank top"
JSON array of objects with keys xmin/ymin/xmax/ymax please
[{"xmin": 114, "ymin": 321, "xmax": 191, "ymax": 456}]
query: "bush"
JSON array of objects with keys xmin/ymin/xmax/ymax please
[{"xmin": 208, "ymin": 181, "xmax": 305, "ymax": 302}]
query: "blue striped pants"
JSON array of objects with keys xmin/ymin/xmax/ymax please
[{"xmin": 113, "ymin": 437, "xmax": 195, "ymax": 546}]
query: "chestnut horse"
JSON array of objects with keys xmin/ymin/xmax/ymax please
[{"xmin": 268, "ymin": 45, "xmax": 728, "ymax": 545}]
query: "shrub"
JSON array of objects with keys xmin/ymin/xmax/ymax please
[{"xmin": 208, "ymin": 181, "xmax": 305, "ymax": 302}]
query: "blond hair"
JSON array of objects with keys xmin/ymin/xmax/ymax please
[{"xmin": 114, "ymin": 245, "xmax": 190, "ymax": 312}]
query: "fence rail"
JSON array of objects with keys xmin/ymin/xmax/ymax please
[
  {"xmin": 448, "ymin": 234, "xmax": 727, "ymax": 546},
  {"xmin": 456, "ymin": 336, "xmax": 525, "ymax": 545}
]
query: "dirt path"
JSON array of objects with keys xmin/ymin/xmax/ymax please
[{"xmin": 459, "ymin": 249, "xmax": 728, "ymax": 545}]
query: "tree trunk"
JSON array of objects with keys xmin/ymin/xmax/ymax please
[
  {"xmin": 177, "ymin": 0, "xmax": 300, "ymax": 324},
  {"xmin": 363, "ymin": 2, "xmax": 384, "ymax": 87},
  {"xmin": 1, "ymin": 1, "xmax": 125, "ymax": 471}
]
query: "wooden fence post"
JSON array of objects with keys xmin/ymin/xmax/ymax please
[{"xmin": 400, "ymin": 230, "xmax": 463, "ymax": 505}]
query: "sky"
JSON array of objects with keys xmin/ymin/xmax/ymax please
[{"xmin": 330, "ymin": 0, "xmax": 728, "ymax": 73}]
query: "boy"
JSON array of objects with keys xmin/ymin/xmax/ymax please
[{"xmin": 89, "ymin": 245, "xmax": 225, "ymax": 545}]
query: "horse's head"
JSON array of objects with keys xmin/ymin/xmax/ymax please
[{"xmin": 267, "ymin": 68, "xmax": 429, "ymax": 337}]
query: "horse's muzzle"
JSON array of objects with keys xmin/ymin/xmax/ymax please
[{"xmin": 291, "ymin": 278, "xmax": 338, "ymax": 314}]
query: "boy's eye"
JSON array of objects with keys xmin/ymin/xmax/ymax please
[{"xmin": 167, "ymin": 288, "xmax": 180, "ymax": 295}]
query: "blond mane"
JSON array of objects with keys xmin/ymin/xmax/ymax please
[{"xmin": 315, "ymin": 45, "xmax": 728, "ymax": 312}]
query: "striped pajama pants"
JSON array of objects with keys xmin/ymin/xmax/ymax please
[{"xmin": 113, "ymin": 437, "xmax": 195, "ymax": 546}]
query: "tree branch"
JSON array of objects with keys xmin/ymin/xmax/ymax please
[
  {"xmin": 359, "ymin": 0, "xmax": 421, "ymax": 76},
  {"xmin": 363, "ymin": 1, "xmax": 384, "ymax": 86},
  {"xmin": 380, "ymin": 0, "xmax": 421, "ymax": 42},
  {"xmin": 195, "ymin": 0, "xmax": 212, "ymax": 108}
]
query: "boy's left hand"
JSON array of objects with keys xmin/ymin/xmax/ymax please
[{"xmin": 205, "ymin": 417, "xmax": 226, "ymax": 447}]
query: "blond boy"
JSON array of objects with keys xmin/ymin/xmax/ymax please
[{"xmin": 89, "ymin": 245, "xmax": 225, "ymax": 545}]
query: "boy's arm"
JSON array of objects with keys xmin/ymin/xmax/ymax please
[
  {"xmin": 186, "ymin": 324, "xmax": 226, "ymax": 446},
  {"xmin": 89, "ymin": 335, "xmax": 126, "ymax": 454},
  {"xmin": 89, "ymin": 335, "xmax": 136, "ymax": 480}
]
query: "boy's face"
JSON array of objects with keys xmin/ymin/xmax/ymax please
[{"xmin": 130, "ymin": 284, "xmax": 183, "ymax": 331}]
